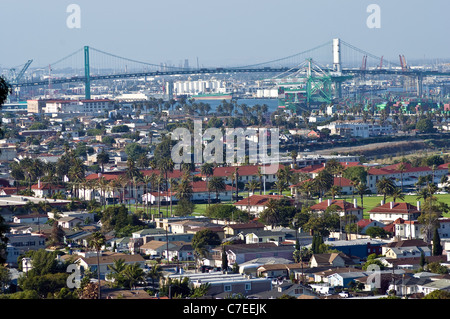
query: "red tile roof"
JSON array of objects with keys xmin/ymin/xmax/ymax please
[
  {"xmin": 190, "ymin": 180, "xmax": 233, "ymax": 193},
  {"xmin": 234, "ymin": 194, "xmax": 291, "ymax": 207},
  {"xmin": 31, "ymin": 183, "xmax": 65, "ymax": 190},
  {"xmin": 309, "ymin": 199, "xmax": 363, "ymax": 211},
  {"xmin": 211, "ymin": 164, "xmax": 283, "ymax": 178},
  {"xmin": 368, "ymin": 202, "xmax": 420, "ymax": 214}
]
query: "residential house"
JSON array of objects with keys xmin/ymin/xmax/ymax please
[
  {"xmin": 328, "ymin": 271, "xmax": 368, "ymax": 288},
  {"xmin": 368, "ymin": 201, "xmax": 421, "ymax": 224},
  {"xmin": 5, "ymin": 233, "xmax": 46, "ymax": 262},
  {"xmin": 311, "ymin": 267, "xmax": 363, "ymax": 283},
  {"xmin": 166, "ymin": 242, "xmax": 195, "ymax": 262},
  {"xmin": 241, "ymin": 230, "xmax": 286, "ymax": 245},
  {"xmin": 308, "ymin": 199, "xmax": 364, "ymax": 222},
  {"xmin": 210, "ymin": 164, "xmax": 282, "ymax": 185},
  {"xmin": 13, "ymin": 213, "xmax": 48, "ymax": 225},
  {"xmin": 393, "ymin": 218, "xmax": 423, "ymax": 240},
  {"xmin": 211, "ymin": 243, "xmax": 295, "ymax": 269},
  {"xmin": 417, "ymin": 279, "xmax": 450, "ymax": 296},
  {"xmin": 139, "ymin": 240, "xmax": 175, "ymax": 258},
  {"xmin": 387, "ymin": 274, "xmax": 434, "ymax": 297},
  {"xmin": 75, "ymin": 252, "xmax": 145, "ymax": 280},
  {"xmin": 356, "ymin": 219, "xmax": 386, "ymax": 235},
  {"xmin": 239, "ymin": 257, "xmax": 295, "ymax": 276},
  {"xmin": 190, "ymin": 180, "xmax": 233, "ymax": 202},
  {"xmin": 381, "ymin": 255, "xmax": 448, "ymax": 270},
  {"xmin": 323, "ymin": 238, "xmax": 386, "ymax": 259},
  {"xmin": 223, "ymin": 221, "xmax": 266, "ymax": 238},
  {"xmin": 256, "ymin": 263, "xmax": 304, "ymax": 279},
  {"xmin": 309, "ymin": 253, "xmax": 355, "ymax": 268},
  {"xmin": 31, "ymin": 181, "xmax": 66, "ymax": 198},
  {"xmin": 384, "ymin": 246, "xmax": 432, "ymax": 259},
  {"xmin": 233, "ymin": 194, "xmax": 294, "ymax": 217},
  {"xmin": 366, "ymin": 162, "xmax": 448, "ymax": 192},
  {"xmin": 381, "ymin": 239, "xmax": 431, "ymax": 255},
  {"xmin": 249, "ymin": 282, "xmax": 319, "ymax": 299},
  {"xmin": 57, "ymin": 217, "xmax": 83, "ymax": 229},
  {"xmin": 168, "ymin": 271, "xmax": 273, "ymax": 298}
]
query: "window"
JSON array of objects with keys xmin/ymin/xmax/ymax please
[
  {"xmin": 245, "ymin": 283, "xmax": 251, "ymax": 291},
  {"xmin": 224, "ymin": 285, "xmax": 232, "ymax": 292}
]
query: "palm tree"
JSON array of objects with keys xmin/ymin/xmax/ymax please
[
  {"xmin": 261, "ymin": 199, "xmax": 280, "ymax": 228},
  {"xmin": 106, "ymin": 258, "xmax": 126, "ymax": 287},
  {"xmin": 200, "ymin": 163, "xmax": 214, "ymax": 206},
  {"xmin": 397, "ymin": 163, "xmax": 407, "ymax": 192},
  {"xmin": 118, "ymin": 174, "xmax": 129, "ymax": 205},
  {"xmin": 88, "ymin": 231, "xmax": 106, "ymax": 299},
  {"xmin": 327, "ymin": 185, "xmax": 342, "ymax": 200},
  {"xmin": 158, "ymin": 158, "xmax": 174, "ymax": 216},
  {"xmin": 245, "ymin": 180, "xmax": 260, "ymax": 197},
  {"xmin": 354, "ymin": 181, "xmax": 370, "ymax": 210},
  {"xmin": 289, "ymin": 150, "xmax": 298, "ymax": 167},
  {"xmin": 122, "ymin": 263, "xmax": 146, "ymax": 290},
  {"xmin": 274, "ymin": 179, "xmax": 289, "ymax": 196},
  {"xmin": 141, "ymin": 175, "xmax": 152, "ymax": 217},
  {"xmin": 376, "ymin": 177, "xmax": 396, "ymax": 203},
  {"xmin": 97, "ymin": 149, "xmax": 110, "ymax": 173},
  {"xmin": 257, "ymin": 167, "xmax": 264, "ymax": 195},
  {"xmin": 390, "ymin": 187, "xmax": 405, "ymax": 203},
  {"xmin": 147, "ymin": 264, "xmax": 163, "ymax": 288},
  {"xmin": 208, "ymin": 176, "xmax": 226, "ymax": 201},
  {"xmin": 175, "ymin": 173, "xmax": 193, "ymax": 202}
]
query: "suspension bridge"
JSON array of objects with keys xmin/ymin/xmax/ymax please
[{"xmin": 6, "ymin": 38, "xmax": 450, "ymax": 100}]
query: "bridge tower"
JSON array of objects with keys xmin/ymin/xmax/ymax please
[
  {"xmin": 332, "ymin": 38, "xmax": 342, "ymax": 73},
  {"xmin": 84, "ymin": 46, "xmax": 91, "ymax": 100}
]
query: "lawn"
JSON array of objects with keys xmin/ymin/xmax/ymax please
[{"xmin": 336, "ymin": 194, "xmax": 450, "ymax": 219}]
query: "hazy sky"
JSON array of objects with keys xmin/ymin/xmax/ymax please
[{"xmin": 1, "ymin": 0, "xmax": 449, "ymax": 68}]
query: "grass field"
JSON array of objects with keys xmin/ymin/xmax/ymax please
[
  {"xmin": 109, "ymin": 192, "xmax": 450, "ymax": 220},
  {"xmin": 332, "ymin": 194, "xmax": 450, "ymax": 219}
]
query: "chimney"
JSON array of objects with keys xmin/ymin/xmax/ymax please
[
  {"xmin": 381, "ymin": 199, "xmax": 385, "ymax": 206},
  {"xmin": 38, "ymin": 179, "xmax": 41, "ymax": 189},
  {"xmin": 327, "ymin": 199, "xmax": 332, "ymax": 207},
  {"xmin": 319, "ymin": 198, "xmax": 322, "ymax": 203},
  {"xmin": 98, "ymin": 172, "xmax": 102, "ymax": 178},
  {"xmin": 353, "ymin": 198, "xmax": 357, "ymax": 208},
  {"xmin": 390, "ymin": 202, "xmax": 394, "ymax": 209},
  {"xmin": 417, "ymin": 201, "xmax": 421, "ymax": 211}
]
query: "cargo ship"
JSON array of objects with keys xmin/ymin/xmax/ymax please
[{"xmin": 190, "ymin": 92, "xmax": 233, "ymax": 101}]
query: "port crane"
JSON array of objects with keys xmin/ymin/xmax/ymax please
[{"xmin": 9, "ymin": 59, "xmax": 33, "ymax": 84}]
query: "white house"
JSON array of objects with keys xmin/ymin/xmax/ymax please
[
  {"xmin": 368, "ymin": 201, "xmax": 421, "ymax": 224},
  {"xmin": 75, "ymin": 252, "xmax": 145, "ymax": 279},
  {"xmin": 57, "ymin": 217, "xmax": 84, "ymax": 229}
]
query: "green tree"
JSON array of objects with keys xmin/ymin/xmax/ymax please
[
  {"xmin": 0, "ymin": 76, "xmax": 11, "ymax": 106},
  {"xmin": 208, "ymin": 176, "xmax": 226, "ymax": 200},
  {"xmin": 88, "ymin": 232, "xmax": 106, "ymax": 299},
  {"xmin": 415, "ymin": 118, "xmax": 435, "ymax": 133},
  {"xmin": 432, "ymin": 228, "xmax": 443, "ymax": 256},
  {"xmin": 0, "ymin": 215, "xmax": 10, "ymax": 264},
  {"xmin": 376, "ymin": 177, "xmax": 396, "ymax": 202}
]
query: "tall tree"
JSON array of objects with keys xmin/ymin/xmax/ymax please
[
  {"xmin": 432, "ymin": 228, "xmax": 443, "ymax": 256},
  {"xmin": 200, "ymin": 163, "xmax": 214, "ymax": 206},
  {"xmin": 88, "ymin": 232, "xmax": 106, "ymax": 299},
  {"xmin": 376, "ymin": 177, "xmax": 396, "ymax": 202}
]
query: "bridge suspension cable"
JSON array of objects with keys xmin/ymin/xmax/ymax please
[
  {"xmin": 89, "ymin": 47, "xmax": 191, "ymax": 71},
  {"xmin": 340, "ymin": 40, "xmax": 400, "ymax": 68},
  {"xmin": 231, "ymin": 40, "xmax": 333, "ymax": 69}
]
